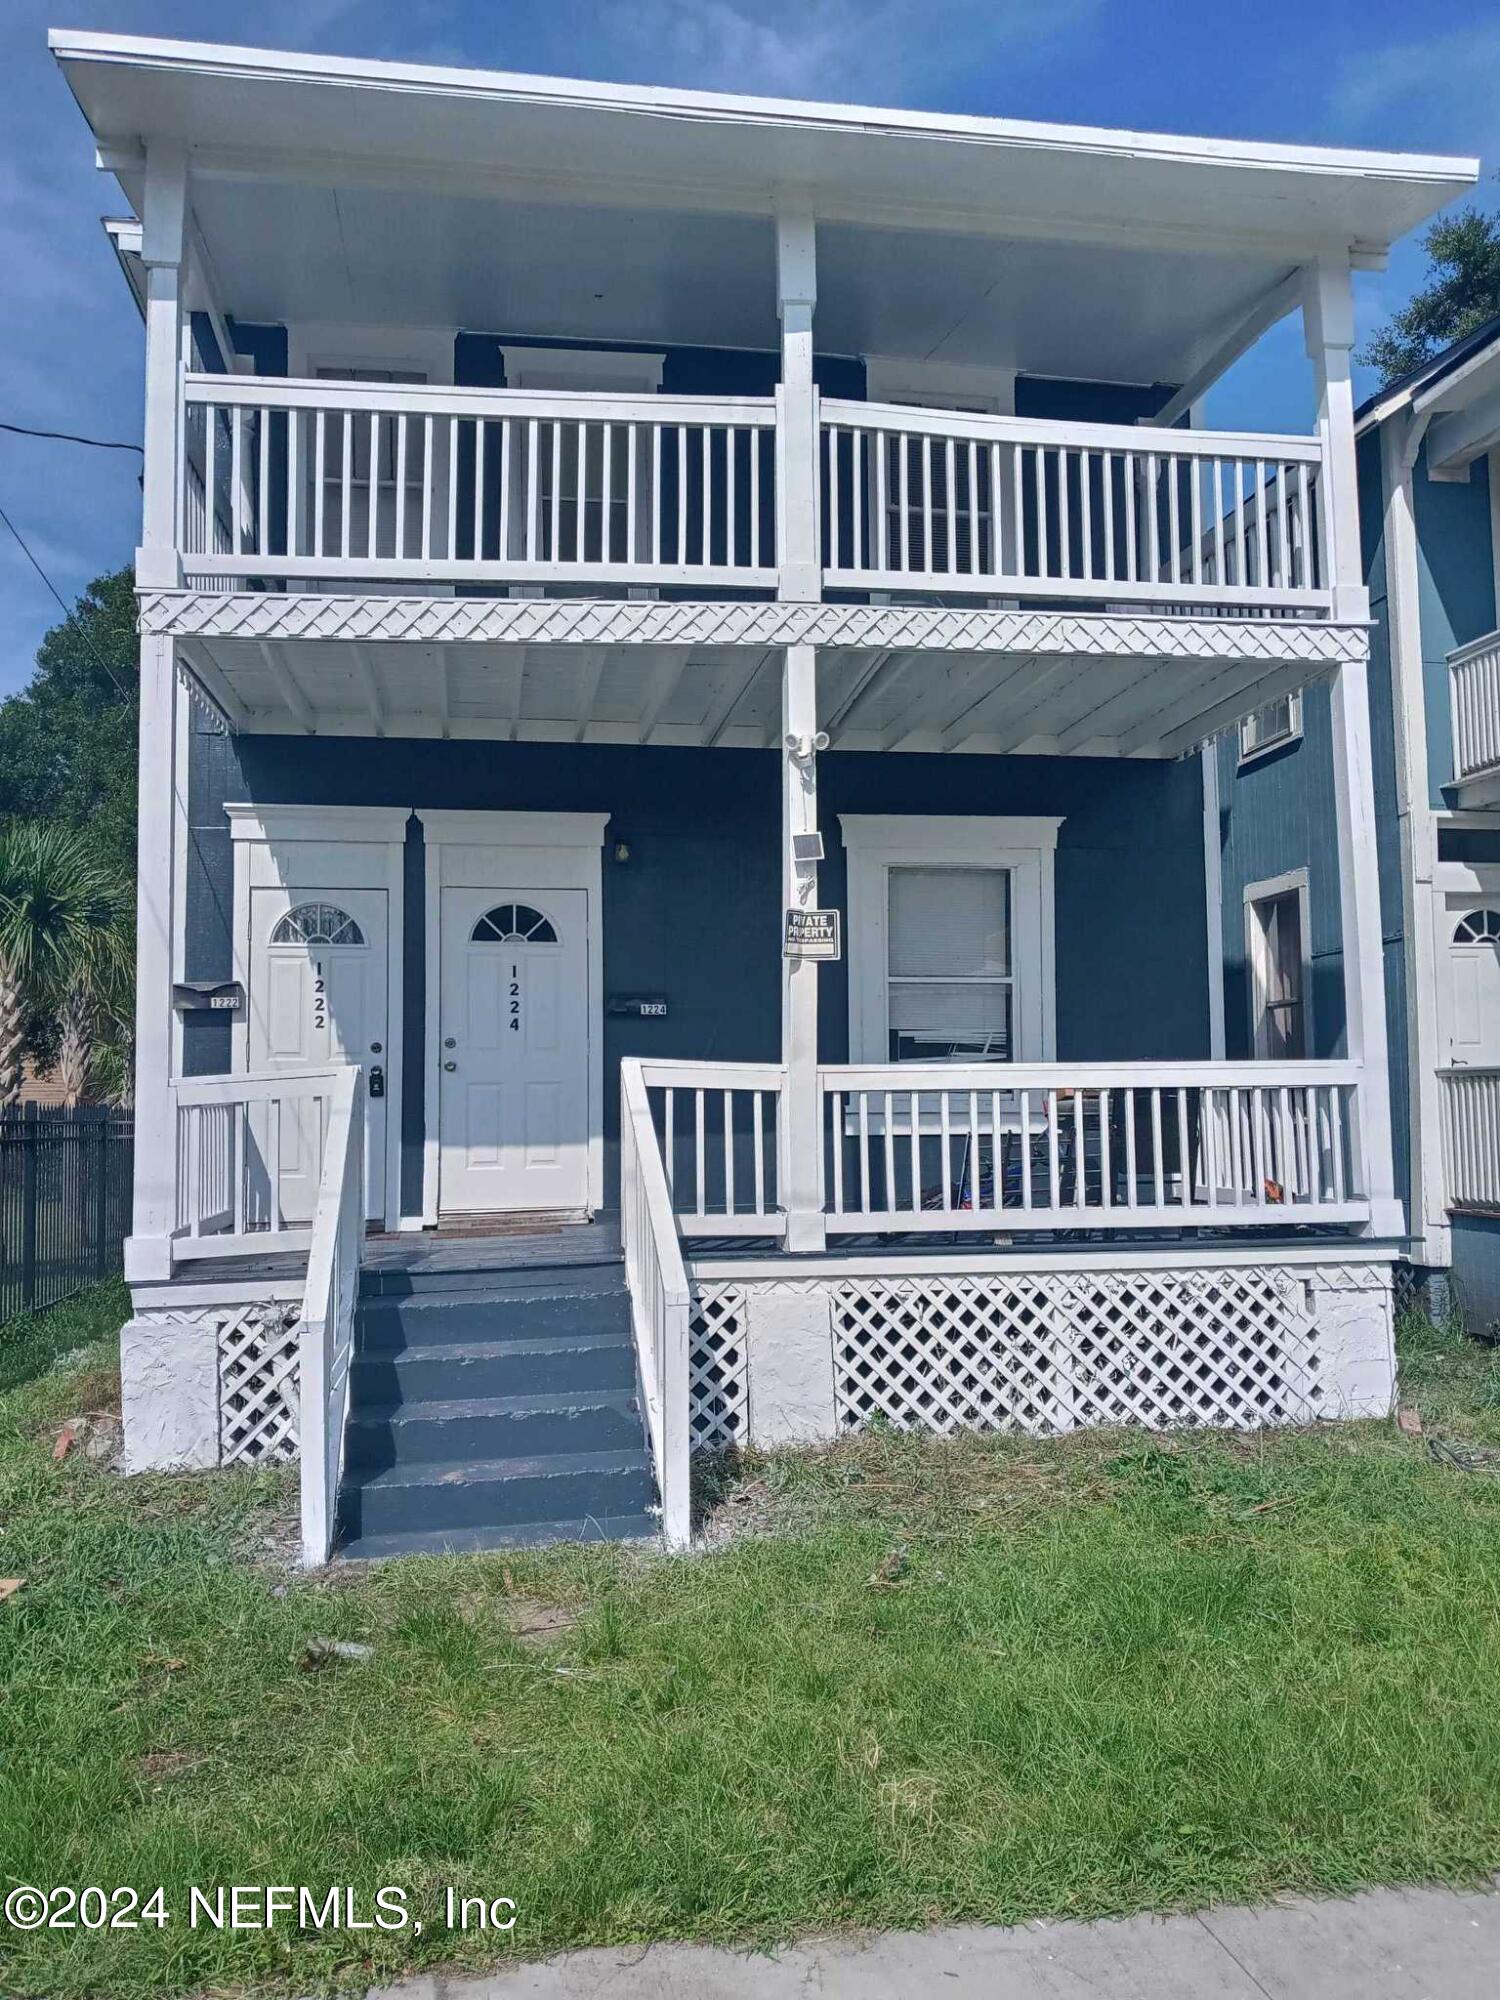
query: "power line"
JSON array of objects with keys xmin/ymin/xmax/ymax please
[
  {"xmin": 0, "ymin": 420, "xmax": 143, "ymax": 455},
  {"xmin": 0, "ymin": 495, "xmax": 134, "ymax": 705}
]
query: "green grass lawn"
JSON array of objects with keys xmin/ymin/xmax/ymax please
[{"xmin": 4, "ymin": 1286, "xmax": 1500, "ymax": 1998}]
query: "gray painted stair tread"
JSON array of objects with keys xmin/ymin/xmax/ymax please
[
  {"xmin": 337, "ymin": 1514, "xmax": 660, "ymax": 1562},
  {"xmin": 356, "ymin": 1332, "xmax": 630, "ymax": 1365},
  {"xmin": 345, "ymin": 1447, "xmax": 653, "ymax": 1493},
  {"xmin": 350, "ymin": 1390, "xmax": 640, "ymax": 1425}
]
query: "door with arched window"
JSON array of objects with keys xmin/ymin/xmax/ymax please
[
  {"xmin": 438, "ymin": 886, "xmax": 589, "ymax": 1214},
  {"xmin": 1443, "ymin": 904, "xmax": 1500, "ymax": 1068},
  {"xmin": 248, "ymin": 885, "xmax": 389, "ymax": 1222}
]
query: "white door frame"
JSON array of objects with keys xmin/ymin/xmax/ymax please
[
  {"xmin": 420, "ymin": 810, "xmax": 608, "ymax": 1226},
  {"xmin": 227, "ymin": 804, "xmax": 409, "ymax": 1231}
]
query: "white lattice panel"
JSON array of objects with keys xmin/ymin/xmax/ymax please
[
  {"xmin": 832, "ymin": 1266, "xmax": 1323, "ymax": 1437},
  {"xmin": 217, "ymin": 1302, "xmax": 302, "ymax": 1465},
  {"xmin": 690, "ymin": 1285, "xmax": 749, "ymax": 1454}
]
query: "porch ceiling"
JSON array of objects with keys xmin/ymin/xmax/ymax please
[{"xmin": 181, "ymin": 631, "xmax": 1323, "ymax": 759}]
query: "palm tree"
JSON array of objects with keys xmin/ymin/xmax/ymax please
[{"xmin": 0, "ymin": 822, "xmax": 132, "ymax": 1108}]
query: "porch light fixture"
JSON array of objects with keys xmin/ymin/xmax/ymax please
[{"xmin": 613, "ymin": 838, "xmax": 631, "ymax": 862}]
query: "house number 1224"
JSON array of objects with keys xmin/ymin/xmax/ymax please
[{"xmin": 509, "ymin": 964, "xmax": 521, "ymax": 1031}]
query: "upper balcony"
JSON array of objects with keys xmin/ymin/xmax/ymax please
[
  {"xmin": 177, "ymin": 371, "xmax": 1332, "ymax": 616},
  {"xmin": 54, "ymin": 33, "xmax": 1474, "ymax": 638}
]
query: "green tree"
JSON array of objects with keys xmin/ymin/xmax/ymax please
[
  {"xmin": 0, "ymin": 569, "xmax": 138, "ymax": 879},
  {"xmin": 1361, "ymin": 206, "xmax": 1500, "ymax": 389},
  {"xmin": 0, "ymin": 821, "xmax": 132, "ymax": 1108}
]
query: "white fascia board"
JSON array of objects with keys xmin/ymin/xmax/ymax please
[
  {"xmin": 1358, "ymin": 329, "xmax": 1500, "ymax": 440},
  {"xmin": 46, "ymin": 30, "xmax": 1476, "ymax": 184},
  {"xmin": 50, "ymin": 31, "xmax": 1476, "ymax": 257}
]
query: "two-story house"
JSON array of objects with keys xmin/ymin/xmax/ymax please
[
  {"xmin": 52, "ymin": 29, "xmax": 1477, "ymax": 1561},
  {"xmin": 1221, "ymin": 314, "xmax": 1500, "ymax": 1335}
]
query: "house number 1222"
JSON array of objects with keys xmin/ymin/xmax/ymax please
[{"xmin": 312, "ymin": 962, "xmax": 327, "ymax": 1031}]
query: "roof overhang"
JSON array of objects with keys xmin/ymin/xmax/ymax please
[
  {"xmin": 143, "ymin": 590, "xmax": 1368, "ymax": 762},
  {"xmin": 52, "ymin": 31, "xmax": 1476, "ymax": 262},
  {"xmin": 1357, "ymin": 326, "xmax": 1500, "ymax": 477}
]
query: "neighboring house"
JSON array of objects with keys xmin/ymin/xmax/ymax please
[
  {"xmin": 52, "ymin": 30, "xmax": 1478, "ymax": 1561},
  {"xmin": 1217, "ymin": 317, "xmax": 1500, "ymax": 1332}
]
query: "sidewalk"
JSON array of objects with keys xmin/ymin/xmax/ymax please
[{"xmin": 369, "ymin": 1880, "xmax": 1500, "ymax": 1998}]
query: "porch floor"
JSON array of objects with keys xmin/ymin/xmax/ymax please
[{"xmin": 170, "ymin": 1213, "xmax": 1385, "ymax": 1291}]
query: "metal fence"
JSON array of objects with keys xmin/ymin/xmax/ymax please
[{"xmin": 0, "ymin": 1106, "xmax": 134, "ymax": 1324}]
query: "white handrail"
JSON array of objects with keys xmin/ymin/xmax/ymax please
[
  {"xmin": 819, "ymin": 1059, "xmax": 1367, "ymax": 1230},
  {"xmin": 180, "ymin": 373, "xmax": 778, "ymax": 588},
  {"xmin": 636, "ymin": 1058, "xmax": 786, "ymax": 1235},
  {"xmin": 170, "ymin": 1066, "xmax": 347, "ymax": 1262},
  {"xmin": 297, "ymin": 1065, "xmax": 364, "ymax": 1567},
  {"xmin": 619, "ymin": 1059, "xmax": 693, "ymax": 1548},
  {"xmin": 1449, "ymin": 629, "xmax": 1500, "ymax": 784},
  {"xmin": 1440, "ymin": 1066, "xmax": 1500, "ymax": 1214},
  {"xmin": 820, "ymin": 396, "xmax": 1330, "ymax": 611}
]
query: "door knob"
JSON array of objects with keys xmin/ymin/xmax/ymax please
[{"xmin": 443, "ymin": 1060, "xmax": 457, "ymax": 1072}]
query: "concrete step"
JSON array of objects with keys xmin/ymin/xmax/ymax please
[
  {"xmin": 351, "ymin": 1331, "xmax": 635, "ymax": 1404},
  {"xmin": 345, "ymin": 1390, "xmax": 644, "ymax": 1471},
  {"xmin": 340, "ymin": 1448, "xmax": 657, "ymax": 1540},
  {"xmin": 337, "ymin": 1512, "xmax": 660, "ymax": 1562}
]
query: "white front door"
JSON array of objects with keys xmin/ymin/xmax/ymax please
[
  {"xmin": 438, "ymin": 887, "xmax": 590, "ymax": 1215},
  {"xmin": 1442, "ymin": 905, "xmax": 1500, "ymax": 1066},
  {"xmin": 248, "ymin": 887, "xmax": 389, "ymax": 1222}
]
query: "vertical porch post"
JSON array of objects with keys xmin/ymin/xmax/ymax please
[
  {"xmin": 775, "ymin": 210, "xmax": 820, "ymax": 603},
  {"xmin": 124, "ymin": 143, "xmax": 188, "ymax": 1283},
  {"xmin": 1305, "ymin": 254, "xmax": 1402, "ymax": 1237},
  {"xmin": 781, "ymin": 645, "xmax": 827, "ymax": 1250}
]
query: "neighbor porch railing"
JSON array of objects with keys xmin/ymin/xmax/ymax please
[
  {"xmin": 820, "ymin": 401, "xmax": 1329, "ymax": 611},
  {"xmin": 1440, "ymin": 1067, "xmax": 1500, "ymax": 1215},
  {"xmin": 170, "ymin": 1067, "xmax": 347, "ymax": 1261},
  {"xmin": 1449, "ymin": 629, "xmax": 1500, "ymax": 787},
  {"xmin": 297, "ymin": 1065, "xmax": 365, "ymax": 1566},
  {"xmin": 180, "ymin": 374, "xmax": 778, "ymax": 589},
  {"xmin": 619, "ymin": 1060, "xmax": 693, "ymax": 1547}
]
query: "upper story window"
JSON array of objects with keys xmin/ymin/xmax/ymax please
[
  {"xmin": 498, "ymin": 346, "xmax": 665, "ymax": 395},
  {"xmin": 1238, "ymin": 692, "xmax": 1303, "ymax": 765}
]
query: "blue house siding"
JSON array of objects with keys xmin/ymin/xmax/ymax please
[
  {"xmin": 1451, "ymin": 1214, "xmax": 1500, "ymax": 1335},
  {"xmin": 1214, "ymin": 696, "xmax": 1346, "ymax": 1060},
  {"xmin": 184, "ymin": 720, "xmax": 1209, "ymax": 1206}
]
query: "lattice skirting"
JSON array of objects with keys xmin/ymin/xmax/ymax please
[
  {"xmin": 831, "ymin": 1266, "xmax": 1345, "ymax": 1436},
  {"xmin": 123, "ymin": 1299, "xmax": 302, "ymax": 1469},
  {"xmin": 216, "ymin": 1303, "xmax": 301, "ymax": 1463},
  {"xmin": 690, "ymin": 1285, "xmax": 749, "ymax": 1453}
]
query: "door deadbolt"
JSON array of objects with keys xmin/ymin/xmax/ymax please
[{"xmin": 444, "ymin": 1037, "xmax": 456, "ymax": 1049}]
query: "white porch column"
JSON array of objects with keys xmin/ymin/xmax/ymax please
[
  {"xmin": 781, "ymin": 644, "xmax": 827, "ymax": 1251},
  {"xmin": 125, "ymin": 143, "xmax": 188, "ymax": 1283},
  {"xmin": 1382, "ymin": 410, "xmax": 1448, "ymax": 1264},
  {"xmin": 775, "ymin": 210, "xmax": 820, "ymax": 603},
  {"xmin": 1305, "ymin": 255, "xmax": 1402, "ymax": 1237}
]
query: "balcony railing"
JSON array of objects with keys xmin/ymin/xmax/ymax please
[
  {"xmin": 821, "ymin": 401, "xmax": 1328, "ymax": 611},
  {"xmin": 177, "ymin": 374, "xmax": 1334, "ymax": 615},
  {"xmin": 1449, "ymin": 629, "xmax": 1500, "ymax": 788},
  {"xmin": 181, "ymin": 375, "xmax": 779, "ymax": 590}
]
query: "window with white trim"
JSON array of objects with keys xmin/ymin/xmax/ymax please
[
  {"xmin": 840, "ymin": 815, "xmax": 1061, "ymax": 1067},
  {"xmin": 1238, "ymin": 691, "xmax": 1303, "ymax": 764},
  {"xmin": 886, "ymin": 866, "xmax": 1013, "ymax": 1060}
]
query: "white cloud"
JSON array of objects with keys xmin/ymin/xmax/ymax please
[{"xmin": 1330, "ymin": 25, "xmax": 1500, "ymax": 172}]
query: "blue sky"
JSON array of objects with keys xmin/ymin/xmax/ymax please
[{"xmin": 1, "ymin": 0, "xmax": 1496, "ymax": 693}]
